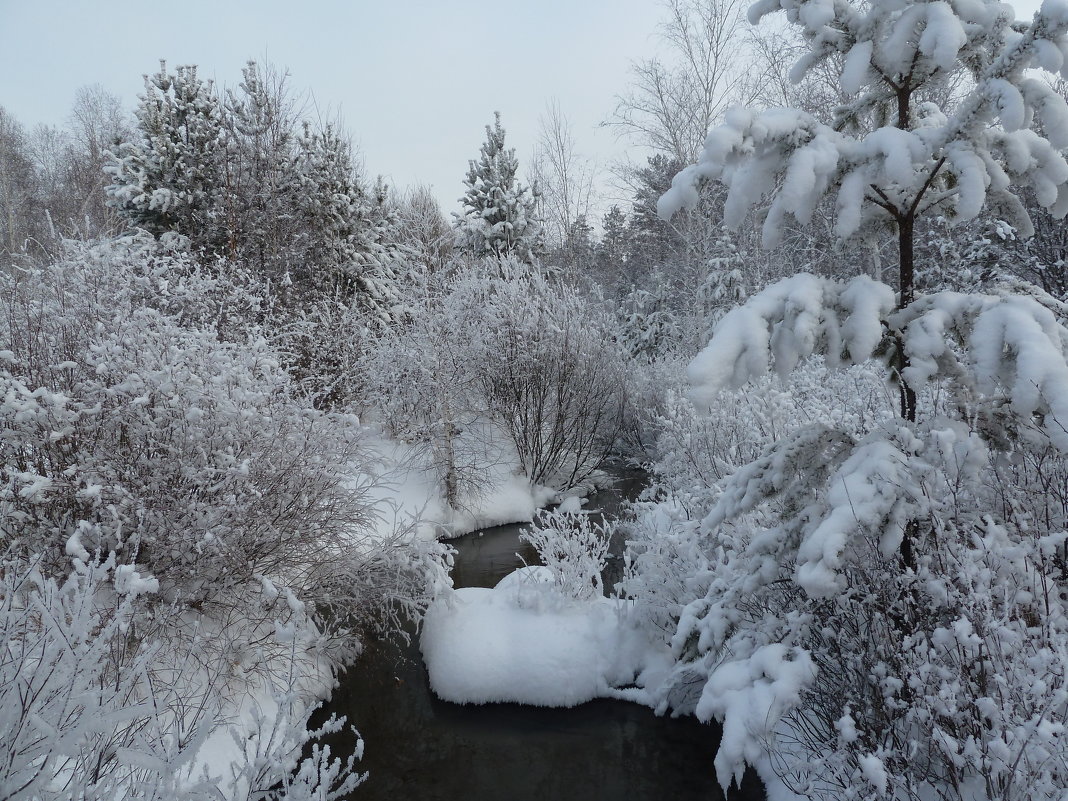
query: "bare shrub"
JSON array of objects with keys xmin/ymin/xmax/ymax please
[
  {"xmin": 466, "ymin": 260, "xmax": 629, "ymax": 488},
  {"xmin": 520, "ymin": 507, "xmax": 613, "ymax": 601}
]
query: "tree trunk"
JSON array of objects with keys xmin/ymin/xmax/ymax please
[
  {"xmin": 897, "ymin": 213, "xmax": 917, "ymax": 424},
  {"xmin": 437, "ymin": 387, "xmax": 460, "ymax": 512},
  {"xmin": 897, "ymin": 213, "xmax": 919, "ymax": 573}
]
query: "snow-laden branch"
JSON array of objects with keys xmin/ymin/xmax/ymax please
[
  {"xmin": 893, "ymin": 290, "xmax": 1068, "ymax": 449},
  {"xmin": 687, "ymin": 273, "xmax": 894, "ymax": 407},
  {"xmin": 689, "ymin": 272, "xmax": 1068, "ymax": 451},
  {"xmin": 659, "ymin": 0, "xmax": 1068, "ymax": 244}
]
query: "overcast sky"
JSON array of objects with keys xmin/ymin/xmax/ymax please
[
  {"xmin": 0, "ymin": 0, "xmax": 1047, "ymax": 217},
  {"xmin": 1, "ymin": 0, "xmax": 670, "ymax": 215}
]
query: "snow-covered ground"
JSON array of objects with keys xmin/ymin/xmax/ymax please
[{"xmin": 360, "ymin": 428, "xmax": 566, "ymax": 541}]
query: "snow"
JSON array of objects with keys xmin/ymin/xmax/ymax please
[
  {"xmin": 695, "ymin": 644, "xmax": 818, "ymax": 794},
  {"xmin": 835, "ymin": 710, "xmax": 859, "ymax": 743},
  {"xmin": 556, "ymin": 495, "xmax": 585, "ymax": 514},
  {"xmin": 858, "ymin": 754, "xmax": 888, "ymax": 794},
  {"xmin": 359, "ymin": 427, "xmax": 558, "ymax": 541},
  {"xmin": 686, "ymin": 274, "xmax": 894, "ymax": 409},
  {"xmin": 989, "ymin": 78, "xmax": 1027, "ymax": 131},
  {"xmin": 420, "ymin": 567, "xmax": 670, "ymax": 708},
  {"xmin": 896, "ymin": 291, "xmax": 1068, "ymax": 451},
  {"xmin": 840, "ymin": 40, "xmax": 874, "ymax": 94},
  {"xmin": 795, "ymin": 437, "xmax": 913, "ymax": 596},
  {"xmin": 65, "ymin": 530, "xmax": 91, "ymax": 562},
  {"xmin": 864, "ymin": 126, "xmax": 925, "ymax": 188},
  {"xmin": 1041, "ymin": 0, "xmax": 1068, "ymax": 29},
  {"xmin": 918, "ymin": 1, "xmax": 969, "ymax": 71},
  {"xmin": 113, "ymin": 564, "xmax": 160, "ymax": 598},
  {"xmin": 1021, "ymin": 78, "xmax": 1068, "ymax": 149}
]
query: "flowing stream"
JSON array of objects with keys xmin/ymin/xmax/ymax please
[{"xmin": 319, "ymin": 470, "xmax": 765, "ymax": 800}]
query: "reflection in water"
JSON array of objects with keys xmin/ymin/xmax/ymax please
[{"xmin": 318, "ymin": 469, "xmax": 766, "ymax": 801}]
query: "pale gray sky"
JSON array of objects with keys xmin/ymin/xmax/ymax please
[
  {"xmin": 0, "ymin": 0, "xmax": 666, "ymax": 215},
  {"xmin": 0, "ymin": 0, "xmax": 1047, "ymax": 217}
]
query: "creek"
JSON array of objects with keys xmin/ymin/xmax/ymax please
[{"xmin": 319, "ymin": 469, "xmax": 765, "ymax": 801}]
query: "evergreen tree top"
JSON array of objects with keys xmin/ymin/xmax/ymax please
[{"xmin": 455, "ymin": 111, "xmax": 542, "ymax": 261}]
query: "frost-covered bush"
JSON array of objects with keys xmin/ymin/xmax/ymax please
[
  {"xmin": 0, "ymin": 234, "xmax": 447, "ymax": 796},
  {"xmin": 1, "ymin": 235, "xmax": 445, "ymax": 633},
  {"xmin": 364, "ymin": 258, "xmax": 629, "ymax": 494},
  {"xmin": 466, "ymin": 260, "xmax": 629, "ymax": 489},
  {"xmin": 0, "ymin": 550, "xmax": 366, "ymax": 801},
  {"xmin": 520, "ymin": 507, "xmax": 613, "ymax": 602},
  {"xmin": 619, "ymin": 281, "xmax": 681, "ymax": 360},
  {"xmin": 360, "ymin": 259, "xmax": 500, "ymax": 512},
  {"xmin": 4, "ymin": 240, "xmax": 351, "ymax": 598},
  {"xmin": 275, "ymin": 293, "xmax": 373, "ymax": 411}
]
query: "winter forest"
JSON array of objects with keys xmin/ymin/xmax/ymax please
[{"xmin": 5, "ymin": 0, "xmax": 1068, "ymax": 798}]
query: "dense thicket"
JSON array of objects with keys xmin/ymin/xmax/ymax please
[{"xmin": 0, "ymin": 234, "xmax": 448, "ymax": 799}]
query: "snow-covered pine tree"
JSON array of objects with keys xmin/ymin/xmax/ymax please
[
  {"xmin": 647, "ymin": 1, "xmax": 1068, "ymax": 797},
  {"xmin": 105, "ymin": 62, "xmax": 226, "ymax": 253},
  {"xmin": 693, "ymin": 226, "xmax": 748, "ymax": 338},
  {"xmin": 454, "ymin": 112, "xmax": 542, "ymax": 262},
  {"xmin": 660, "ymin": 0, "xmax": 1068, "ymax": 419},
  {"xmin": 599, "ymin": 205, "xmax": 629, "ymax": 265},
  {"xmin": 292, "ymin": 124, "xmax": 366, "ymax": 284},
  {"xmin": 289, "ymin": 123, "xmax": 402, "ymax": 323},
  {"xmin": 629, "ymin": 153, "xmax": 690, "ymax": 275},
  {"xmin": 357, "ymin": 175, "xmax": 407, "ymax": 322},
  {"xmin": 591, "ymin": 205, "xmax": 630, "ymax": 299},
  {"xmin": 620, "ymin": 276, "xmax": 680, "ymax": 359}
]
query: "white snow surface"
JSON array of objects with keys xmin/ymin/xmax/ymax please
[
  {"xmin": 420, "ymin": 567, "xmax": 670, "ymax": 708},
  {"xmin": 360, "ymin": 428, "xmax": 557, "ymax": 541}
]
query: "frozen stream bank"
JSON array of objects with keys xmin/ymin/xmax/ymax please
[{"xmin": 318, "ymin": 471, "xmax": 765, "ymax": 800}]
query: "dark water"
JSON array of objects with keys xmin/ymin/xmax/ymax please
[{"xmin": 318, "ymin": 470, "xmax": 765, "ymax": 801}]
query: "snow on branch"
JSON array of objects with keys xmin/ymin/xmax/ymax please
[
  {"xmin": 701, "ymin": 423, "xmax": 856, "ymax": 532},
  {"xmin": 687, "ymin": 273, "xmax": 894, "ymax": 408},
  {"xmin": 793, "ymin": 432, "xmax": 918, "ymax": 596},
  {"xmin": 893, "ymin": 290, "xmax": 1068, "ymax": 450},
  {"xmin": 699, "ymin": 422, "xmax": 920, "ymax": 598},
  {"xmin": 659, "ymin": 0, "xmax": 1068, "ymax": 242},
  {"xmin": 688, "ymin": 273, "xmax": 1068, "ymax": 451},
  {"xmin": 698, "ymin": 643, "xmax": 818, "ymax": 794}
]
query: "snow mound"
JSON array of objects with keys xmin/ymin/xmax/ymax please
[{"xmin": 420, "ymin": 567, "xmax": 666, "ymax": 708}]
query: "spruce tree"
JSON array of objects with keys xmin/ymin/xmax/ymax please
[{"xmin": 455, "ymin": 112, "xmax": 541, "ymax": 262}]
